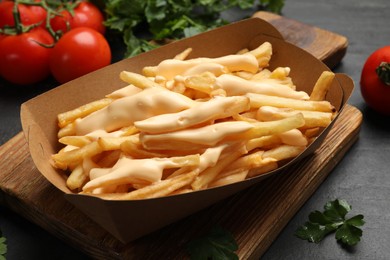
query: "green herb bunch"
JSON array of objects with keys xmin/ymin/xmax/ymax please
[{"xmin": 100, "ymin": 0, "xmax": 285, "ymax": 57}]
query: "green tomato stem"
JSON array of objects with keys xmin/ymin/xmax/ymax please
[{"xmin": 376, "ymin": 62, "xmax": 390, "ymax": 86}]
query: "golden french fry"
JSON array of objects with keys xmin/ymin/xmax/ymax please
[
  {"xmin": 96, "ymin": 150, "xmax": 121, "ymax": 168},
  {"xmin": 57, "ymin": 98, "xmax": 112, "ymax": 128},
  {"xmin": 59, "ymin": 135, "xmax": 93, "ymax": 147},
  {"xmin": 247, "ymin": 160, "xmax": 279, "ymax": 178},
  {"xmin": 248, "ymin": 41, "xmax": 272, "ymax": 68},
  {"xmin": 57, "ymin": 122, "xmax": 76, "ymax": 138},
  {"xmin": 247, "ymin": 93, "xmax": 335, "ymax": 112},
  {"xmin": 191, "ymin": 144, "xmax": 247, "ymax": 190},
  {"xmin": 120, "ymin": 71, "xmax": 162, "ymax": 89},
  {"xmin": 304, "ymin": 127, "xmax": 321, "ymax": 138},
  {"xmin": 120, "ymin": 126, "xmax": 139, "ymax": 136},
  {"xmin": 270, "ymin": 67, "xmax": 290, "ymax": 80},
  {"xmin": 262, "ymin": 145, "xmax": 305, "ymax": 161},
  {"xmin": 251, "ymin": 69, "xmax": 271, "ymax": 81},
  {"xmin": 245, "ymin": 135, "xmax": 281, "ymax": 151},
  {"xmin": 256, "ymin": 106, "xmax": 333, "ymax": 128},
  {"xmin": 97, "ymin": 135, "xmax": 139, "ymax": 151},
  {"xmin": 174, "ymin": 47, "xmax": 193, "ymax": 60},
  {"xmin": 310, "ymin": 71, "xmax": 335, "ymax": 101},
  {"xmin": 52, "ymin": 141, "xmax": 103, "ymax": 168},
  {"xmin": 142, "ymin": 66, "xmax": 158, "ymax": 77},
  {"xmin": 228, "ymin": 113, "xmax": 305, "ymax": 141},
  {"xmin": 208, "ymin": 170, "xmax": 248, "ymax": 188},
  {"xmin": 224, "ymin": 150, "xmax": 263, "ymax": 171},
  {"xmin": 88, "ymin": 170, "xmax": 198, "ymax": 200},
  {"xmin": 66, "ymin": 165, "xmax": 87, "ymax": 191}
]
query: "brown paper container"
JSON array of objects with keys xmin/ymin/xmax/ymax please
[{"xmin": 20, "ymin": 18, "xmax": 354, "ymax": 243}]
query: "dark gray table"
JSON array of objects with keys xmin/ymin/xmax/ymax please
[{"xmin": 1, "ymin": 0, "xmax": 389, "ymax": 259}]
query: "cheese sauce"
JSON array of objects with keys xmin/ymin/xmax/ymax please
[
  {"xmin": 155, "ymin": 54, "xmax": 259, "ymax": 80},
  {"xmin": 216, "ymin": 74, "xmax": 309, "ymax": 100},
  {"xmin": 140, "ymin": 121, "xmax": 254, "ymax": 149},
  {"xmin": 75, "ymin": 87, "xmax": 195, "ymax": 135}
]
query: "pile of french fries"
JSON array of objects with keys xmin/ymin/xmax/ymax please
[{"xmin": 52, "ymin": 41, "xmax": 336, "ymax": 200}]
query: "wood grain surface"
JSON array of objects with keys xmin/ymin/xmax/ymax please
[
  {"xmin": 253, "ymin": 11, "xmax": 348, "ymax": 69},
  {"xmin": 0, "ymin": 12, "xmax": 354, "ymax": 259}
]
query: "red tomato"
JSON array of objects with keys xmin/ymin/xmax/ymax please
[
  {"xmin": 0, "ymin": 27, "xmax": 53, "ymax": 85},
  {"xmin": 360, "ymin": 46, "xmax": 390, "ymax": 116},
  {"xmin": 50, "ymin": 1, "xmax": 105, "ymax": 35},
  {"xmin": 49, "ymin": 27, "xmax": 111, "ymax": 84},
  {"xmin": 0, "ymin": 1, "xmax": 42, "ymax": 28},
  {"xmin": 28, "ymin": 0, "xmax": 48, "ymax": 28}
]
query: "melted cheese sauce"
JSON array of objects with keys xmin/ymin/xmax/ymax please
[
  {"xmin": 134, "ymin": 96, "xmax": 250, "ymax": 134},
  {"xmin": 140, "ymin": 121, "xmax": 254, "ymax": 150},
  {"xmin": 75, "ymin": 87, "xmax": 194, "ymax": 135},
  {"xmin": 216, "ymin": 74, "xmax": 309, "ymax": 100},
  {"xmin": 155, "ymin": 54, "xmax": 259, "ymax": 80}
]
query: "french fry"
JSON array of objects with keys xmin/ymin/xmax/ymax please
[
  {"xmin": 262, "ymin": 145, "xmax": 305, "ymax": 161},
  {"xmin": 57, "ymin": 98, "xmax": 112, "ymax": 128},
  {"xmin": 92, "ymin": 170, "xmax": 198, "ymax": 200},
  {"xmin": 59, "ymin": 135, "xmax": 93, "ymax": 147},
  {"xmin": 57, "ymin": 122, "xmax": 76, "ymax": 138},
  {"xmin": 97, "ymin": 135, "xmax": 139, "ymax": 151},
  {"xmin": 247, "ymin": 160, "xmax": 279, "ymax": 178},
  {"xmin": 208, "ymin": 170, "xmax": 248, "ymax": 188},
  {"xmin": 120, "ymin": 71, "xmax": 162, "ymax": 89},
  {"xmin": 66, "ymin": 165, "xmax": 87, "ymax": 191},
  {"xmin": 248, "ymin": 41, "xmax": 272, "ymax": 67},
  {"xmin": 191, "ymin": 144, "xmax": 247, "ymax": 190},
  {"xmin": 174, "ymin": 47, "xmax": 193, "ymax": 60},
  {"xmin": 257, "ymin": 106, "xmax": 333, "ymax": 128},
  {"xmin": 310, "ymin": 71, "xmax": 335, "ymax": 101},
  {"xmin": 245, "ymin": 135, "xmax": 282, "ymax": 151},
  {"xmin": 247, "ymin": 93, "xmax": 335, "ymax": 112},
  {"xmin": 228, "ymin": 113, "xmax": 305, "ymax": 141},
  {"xmin": 52, "ymin": 141, "xmax": 103, "ymax": 168}
]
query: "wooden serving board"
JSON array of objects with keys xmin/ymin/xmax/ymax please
[{"xmin": 0, "ymin": 12, "xmax": 353, "ymax": 259}]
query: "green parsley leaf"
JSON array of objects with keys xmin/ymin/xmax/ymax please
[
  {"xmin": 295, "ymin": 199, "xmax": 365, "ymax": 246},
  {"xmin": 186, "ymin": 225, "xmax": 238, "ymax": 260},
  {"xmin": 0, "ymin": 230, "xmax": 7, "ymax": 260},
  {"xmin": 100, "ymin": 0, "xmax": 285, "ymax": 58}
]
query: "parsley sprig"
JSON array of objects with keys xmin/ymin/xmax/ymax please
[
  {"xmin": 186, "ymin": 225, "xmax": 238, "ymax": 259},
  {"xmin": 100, "ymin": 0, "xmax": 285, "ymax": 58},
  {"xmin": 0, "ymin": 229, "xmax": 7, "ymax": 260},
  {"xmin": 295, "ymin": 199, "xmax": 365, "ymax": 246}
]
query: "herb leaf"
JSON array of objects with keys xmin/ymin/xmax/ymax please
[
  {"xmin": 187, "ymin": 225, "xmax": 238, "ymax": 260},
  {"xmin": 295, "ymin": 199, "xmax": 365, "ymax": 246},
  {"xmin": 0, "ymin": 230, "xmax": 7, "ymax": 260},
  {"xmin": 101, "ymin": 0, "xmax": 285, "ymax": 58}
]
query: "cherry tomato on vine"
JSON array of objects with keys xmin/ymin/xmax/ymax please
[
  {"xmin": 0, "ymin": 1, "xmax": 44, "ymax": 28},
  {"xmin": 360, "ymin": 46, "xmax": 390, "ymax": 116},
  {"xmin": 0, "ymin": 27, "xmax": 53, "ymax": 85},
  {"xmin": 50, "ymin": 1, "xmax": 105, "ymax": 35},
  {"xmin": 49, "ymin": 27, "xmax": 111, "ymax": 84}
]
